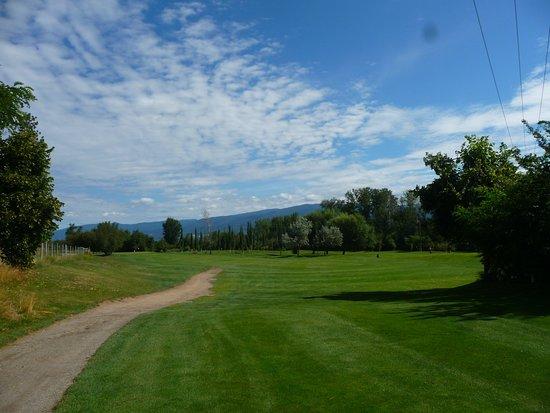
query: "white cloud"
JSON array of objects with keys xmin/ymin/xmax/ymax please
[
  {"xmin": 162, "ymin": 2, "xmax": 204, "ymax": 23},
  {"xmin": 131, "ymin": 197, "xmax": 155, "ymax": 205},
  {"xmin": 0, "ymin": 0, "xmax": 548, "ymax": 225},
  {"xmin": 102, "ymin": 211, "xmax": 126, "ymax": 217}
]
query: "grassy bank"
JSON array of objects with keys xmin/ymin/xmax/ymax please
[
  {"xmin": 58, "ymin": 251, "xmax": 550, "ymax": 412},
  {"xmin": 0, "ymin": 253, "xmax": 209, "ymax": 347}
]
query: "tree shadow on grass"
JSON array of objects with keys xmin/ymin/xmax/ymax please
[
  {"xmin": 304, "ymin": 281, "xmax": 550, "ymax": 320},
  {"xmin": 269, "ymin": 253, "xmax": 326, "ymax": 259}
]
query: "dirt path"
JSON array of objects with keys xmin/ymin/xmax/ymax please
[{"xmin": 0, "ymin": 267, "xmax": 222, "ymax": 413}]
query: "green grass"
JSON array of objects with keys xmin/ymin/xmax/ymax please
[
  {"xmin": 0, "ymin": 253, "xmax": 210, "ymax": 347},
  {"xmin": 57, "ymin": 251, "xmax": 549, "ymax": 412}
]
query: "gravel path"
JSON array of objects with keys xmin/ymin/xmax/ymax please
[{"xmin": 0, "ymin": 267, "xmax": 222, "ymax": 413}]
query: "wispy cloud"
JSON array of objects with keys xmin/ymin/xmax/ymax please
[{"xmin": 0, "ymin": 0, "xmax": 548, "ymax": 224}]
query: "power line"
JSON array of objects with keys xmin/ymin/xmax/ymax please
[
  {"xmin": 539, "ymin": 26, "xmax": 550, "ymax": 122},
  {"xmin": 513, "ymin": 0, "xmax": 525, "ymax": 147},
  {"xmin": 472, "ymin": 0, "xmax": 513, "ymax": 145}
]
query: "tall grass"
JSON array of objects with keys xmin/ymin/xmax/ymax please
[
  {"xmin": 0, "ymin": 263, "xmax": 35, "ymax": 321},
  {"xmin": 0, "ymin": 263, "xmax": 27, "ymax": 283}
]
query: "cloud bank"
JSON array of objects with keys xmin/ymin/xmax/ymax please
[{"xmin": 0, "ymin": 0, "xmax": 548, "ymax": 224}]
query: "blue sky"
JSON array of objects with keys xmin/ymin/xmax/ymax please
[{"xmin": 1, "ymin": 0, "xmax": 549, "ymax": 225}]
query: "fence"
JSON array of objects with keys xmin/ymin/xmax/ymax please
[{"xmin": 36, "ymin": 242, "xmax": 90, "ymax": 261}]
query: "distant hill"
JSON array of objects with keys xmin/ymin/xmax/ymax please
[{"xmin": 53, "ymin": 203, "xmax": 321, "ymax": 241}]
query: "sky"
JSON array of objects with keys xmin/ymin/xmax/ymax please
[{"xmin": 0, "ymin": 0, "xmax": 549, "ymax": 225}]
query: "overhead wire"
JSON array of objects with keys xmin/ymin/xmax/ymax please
[
  {"xmin": 538, "ymin": 26, "xmax": 550, "ymax": 122},
  {"xmin": 513, "ymin": 0, "xmax": 526, "ymax": 147},
  {"xmin": 472, "ymin": 0, "xmax": 513, "ymax": 146}
]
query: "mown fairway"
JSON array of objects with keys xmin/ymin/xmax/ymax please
[{"xmin": 57, "ymin": 252, "xmax": 549, "ymax": 412}]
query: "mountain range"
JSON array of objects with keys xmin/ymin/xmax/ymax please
[{"xmin": 53, "ymin": 203, "xmax": 321, "ymax": 241}]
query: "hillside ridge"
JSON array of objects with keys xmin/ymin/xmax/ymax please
[{"xmin": 53, "ymin": 203, "xmax": 320, "ymax": 240}]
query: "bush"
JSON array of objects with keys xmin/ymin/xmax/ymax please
[
  {"xmin": 91, "ymin": 222, "xmax": 125, "ymax": 256},
  {"xmin": 155, "ymin": 239, "xmax": 168, "ymax": 252}
]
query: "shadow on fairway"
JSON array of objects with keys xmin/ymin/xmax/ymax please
[
  {"xmin": 265, "ymin": 251, "xmax": 348, "ymax": 259},
  {"xmin": 304, "ymin": 281, "xmax": 550, "ymax": 320}
]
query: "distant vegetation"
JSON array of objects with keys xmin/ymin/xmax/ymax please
[
  {"xmin": 65, "ymin": 223, "xmax": 154, "ymax": 255},
  {"xmin": 1, "ymin": 79, "xmax": 548, "ymax": 284},
  {"xmin": 64, "ymin": 123, "xmax": 549, "ymax": 285}
]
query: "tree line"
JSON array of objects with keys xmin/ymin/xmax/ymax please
[
  {"xmin": 65, "ymin": 187, "xmax": 442, "ymax": 256},
  {"xmin": 416, "ymin": 122, "xmax": 549, "ymax": 284},
  {"xmin": 57, "ymin": 122, "xmax": 550, "ymax": 284},
  {"xmin": 1, "ymin": 79, "xmax": 548, "ymax": 284}
]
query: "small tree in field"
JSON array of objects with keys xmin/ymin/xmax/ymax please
[
  {"xmin": 163, "ymin": 217, "xmax": 182, "ymax": 245},
  {"xmin": 92, "ymin": 222, "xmax": 124, "ymax": 256},
  {"xmin": 282, "ymin": 216, "xmax": 312, "ymax": 256},
  {"xmin": 330, "ymin": 213, "xmax": 376, "ymax": 254},
  {"xmin": 0, "ymin": 81, "xmax": 63, "ymax": 267},
  {"xmin": 315, "ymin": 225, "xmax": 343, "ymax": 255}
]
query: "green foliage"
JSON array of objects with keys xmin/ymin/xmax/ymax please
[
  {"xmin": 154, "ymin": 239, "xmax": 168, "ymax": 252},
  {"xmin": 65, "ymin": 224, "xmax": 95, "ymax": 249},
  {"xmin": 457, "ymin": 121, "xmax": 550, "ymax": 283},
  {"xmin": 66, "ymin": 225, "xmax": 154, "ymax": 254},
  {"xmin": 330, "ymin": 213, "xmax": 376, "ymax": 253},
  {"xmin": 0, "ymin": 81, "xmax": 35, "ymax": 133},
  {"xmin": 321, "ymin": 187, "xmax": 437, "ymax": 251},
  {"xmin": 306, "ymin": 208, "xmax": 338, "ymax": 252},
  {"xmin": 314, "ymin": 225, "xmax": 343, "ymax": 254},
  {"xmin": 91, "ymin": 222, "xmax": 125, "ymax": 256},
  {"xmin": 122, "ymin": 230, "xmax": 154, "ymax": 252},
  {"xmin": 282, "ymin": 216, "xmax": 312, "ymax": 255},
  {"xmin": 0, "ymin": 81, "xmax": 63, "ymax": 267},
  {"xmin": 162, "ymin": 217, "xmax": 182, "ymax": 245},
  {"xmin": 416, "ymin": 135, "xmax": 518, "ymax": 242}
]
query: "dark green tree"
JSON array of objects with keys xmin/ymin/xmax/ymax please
[
  {"xmin": 323, "ymin": 187, "xmax": 398, "ymax": 250},
  {"xmin": 0, "ymin": 81, "xmax": 63, "ymax": 267},
  {"xmin": 155, "ymin": 239, "xmax": 168, "ymax": 252},
  {"xmin": 91, "ymin": 222, "xmax": 125, "ymax": 256},
  {"xmin": 330, "ymin": 213, "xmax": 376, "ymax": 254},
  {"xmin": 416, "ymin": 135, "xmax": 518, "ymax": 244},
  {"xmin": 307, "ymin": 208, "xmax": 338, "ymax": 253},
  {"xmin": 122, "ymin": 230, "xmax": 154, "ymax": 252},
  {"xmin": 65, "ymin": 224, "xmax": 95, "ymax": 249},
  {"xmin": 457, "ymin": 121, "xmax": 550, "ymax": 283},
  {"xmin": 162, "ymin": 217, "xmax": 182, "ymax": 245}
]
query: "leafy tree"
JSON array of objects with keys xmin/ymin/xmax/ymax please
[
  {"xmin": 314, "ymin": 225, "xmax": 343, "ymax": 255},
  {"xmin": 65, "ymin": 224, "xmax": 80, "ymax": 240},
  {"xmin": 307, "ymin": 208, "xmax": 338, "ymax": 253},
  {"xmin": 0, "ymin": 82, "xmax": 63, "ymax": 267},
  {"xmin": 155, "ymin": 239, "xmax": 168, "ymax": 252},
  {"xmin": 65, "ymin": 224, "xmax": 94, "ymax": 249},
  {"xmin": 320, "ymin": 198, "xmax": 351, "ymax": 213},
  {"xmin": 122, "ymin": 230, "xmax": 154, "ymax": 252},
  {"xmin": 457, "ymin": 121, "xmax": 550, "ymax": 283},
  {"xmin": 162, "ymin": 217, "xmax": 182, "ymax": 245},
  {"xmin": 323, "ymin": 187, "xmax": 398, "ymax": 250},
  {"xmin": 0, "ymin": 81, "xmax": 35, "ymax": 132},
  {"xmin": 416, "ymin": 135, "xmax": 518, "ymax": 244},
  {"xmin": 393, "ymin": 191, "xmax": 427, "ymax": 250},
  {"xmin": 92, "ymin": 222, "xmax": 125, "ymax": 256},
  {"xmin": 330, "ymin": 213, "xmax": 376, "ymax": 254},
  {"xmin": 282, "ymin": 216, "xmax": 312, "ymax": 256}
]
